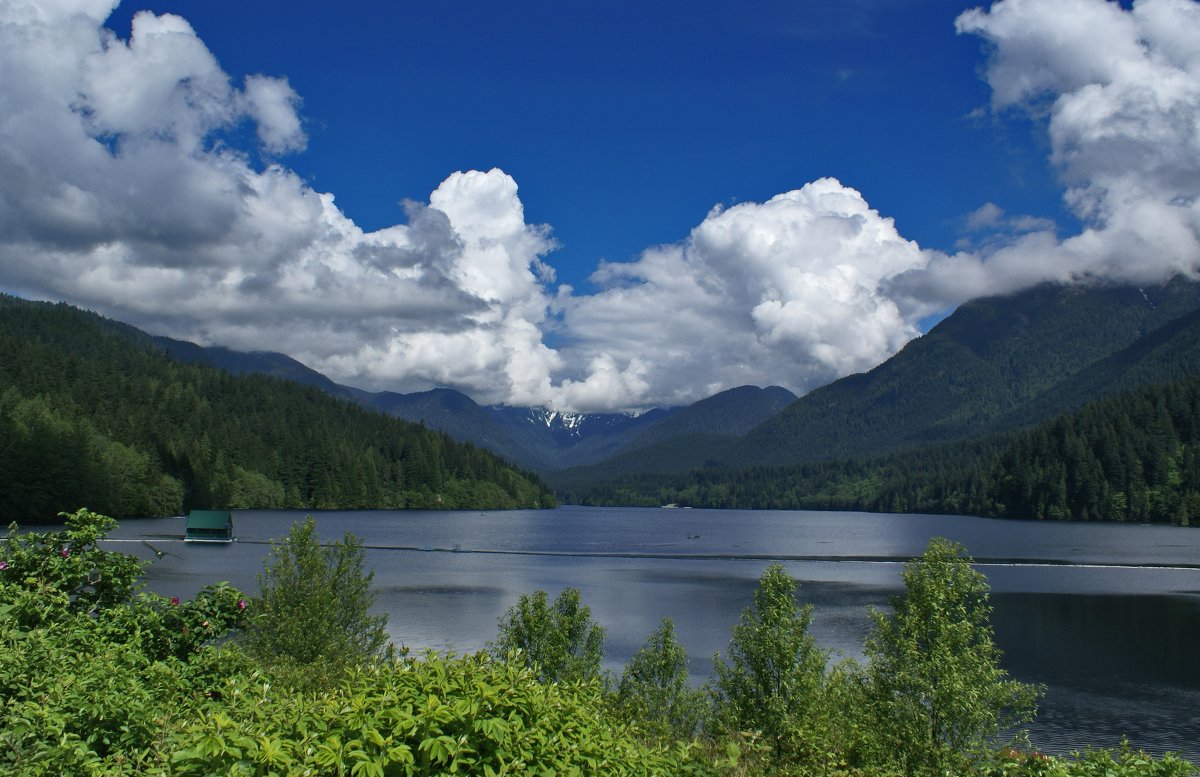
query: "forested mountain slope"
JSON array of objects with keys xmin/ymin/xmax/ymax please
[
  {"xmin": 572, "ymin": 377, "xmax": 1200, "ymax": 525},
  {"xmin": 545, "ymin": 385, "xmax": 798, "ymax": 489},
  {"xmin": 732, "ymin": 279, "xmax": 1200, "ymax": 467},
  {"xmin": 987, "ymin": 303, "xmax": 1200, "ymax": 432},
  {"xmin": 365, "ymin": 389, "xmax": 679, "ymax": 472},
  {"xmin": 370, "ymin": 388, "xmax": 527, "ymax": 460},
  {"xmin": 153, "ymin": 336, "xmax": 370, "ymax": 404},
  {"xmin": 623, "ymin": 385, "xmax": 796, "ymax": 449},
  {"xmin": 147, "ymin": 333, "xmax": 682, "ymax": 472},
  {"xmin": 0, "ymin": 295, "xmax": 554, "ymax": 521},
  {"xmin": 557, "ymin": 280, "xmax": 1200, "ymax": 489},
  {"xmin": 148, "ymin": 340, "xmax": 554, "ymax": 469},
  {"xmin": 141, "ymin": 337, "xmax": 796, "ymax": 474}
]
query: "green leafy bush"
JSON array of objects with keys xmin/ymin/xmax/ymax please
[
  {"xmin": 0, "ymin": 509, "xmax": 247, "ymax": 775},
  {"xmin": 99, "ymin": 582, "xmax": 248, "ymax": 662},
  {"xmin": 615, "ymin": 617, "xmax": 707, "ymax": 740},
  {"xmin": 865, "ymin": 538, "xmax": 1041, "ymax": 776},
  {"xmin": 489, "ymin": 587, "xmax": 605, "ymax": 685},
  {"xmin": 241, "ymin": 516, "xmax": 389, "ymax": 690},
  {"xmin": 711, "ymin": 564, "xmax": 829, "ymax": 761},
  {"xmin": 991, "ymin": 743, "xmax": 1196, "ymax": 777},
  {"xmin": 168, "ymin": 651, "xmax": 721, "ymax": 777},
  {"xmin": 1, "ymin": 508, "xmax": 144, "ymax": 625}
]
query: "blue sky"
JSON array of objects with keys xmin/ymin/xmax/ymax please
[
  {"xmin": 2, "ymin": 0, "xmax": 1197, "ymax": 410},
  {"xmin": 104, "ymin": 0, "xmax": 1067, "ymax": 291}
]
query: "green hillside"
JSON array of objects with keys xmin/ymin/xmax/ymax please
[
  {"xmin": 560, "ymin": 279, "xmax": 1200, "ymax": 493},
  {"xmin": 545, "ymin": 385, "xmax": 796, "ymax": 490},
  {"xmin": 565, "ymin": 279, "xmax": 1200, "ymax": 523},
  {"xmin": 573, "ymin": 377, "xmax": 1200, "ymax": 525},
  {"xmin": 623, "ymin": 385, "xmax": 796, "ymax": 449},
  {"xmin": 0, "ymin": 295, "xmax": 555, "ymax": 521},
  {"xmin": 988, "ymin": 303, "xmax": 1200, "ymax": 430},
  {"xmin": 732, "ymin": 279, "xmax": 1200, "ymax": 467}
]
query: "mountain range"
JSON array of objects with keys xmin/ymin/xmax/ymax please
[
  {"xmin": 549, "ymin": 276, "xmax": 1200, "ymax": 491},
  {"xmin": 155, "ymin": 334, "xmax": 797, "ymax": 473},
  {"xmin": 0, "ymin": 295, "xmax": 556, "ymax": 520},
  {"xmin": 12, "ymin": 276, "xmax": 1200, "ymax": 508}
]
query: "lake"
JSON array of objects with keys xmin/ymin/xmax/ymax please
[{"xmin": 90, "ymin": 506, "xmax": 1200, "ymax": 761}]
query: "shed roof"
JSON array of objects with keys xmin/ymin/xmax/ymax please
[{"xmin": 186, "ymin": 509, "xmax": 232, "ymax": 529}]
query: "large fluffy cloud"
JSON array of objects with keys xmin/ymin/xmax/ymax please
[
  {"xmin": 0, "ymin": 0, "xmax": 561, "ymax": 406},
  {"xmin": 4, "ymin": 0, "xmax": 1199, "ymax": 413},
  {"xmin": 890, "ymin": 0, "xmax": 1200, "ymax": 314},
  {"xmin": 554, "ymin": 180, "xmax": 931, "ymax": 408},
  {"xmin": 0, "ymin": 0, "xmax": 941, "ymax": 412}
]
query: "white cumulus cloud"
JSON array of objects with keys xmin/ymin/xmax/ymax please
[
  {"xmin": 553, "ymin": 179, "xmax": 933, "ymax": 409},
  {"xmin": 4, "ymin": 0, "xmax": 1198, "ymax": 414},
  {"xmin": 0, "ymin": 0, "xmax": 563, "ymax": 407},
  {"xmin": 0, "ymin": 0, "xmax": 946, "ymax": 412},
  {"xmin": 891, "ymin": 0, "xmax": 1200, "ymax": 312}
]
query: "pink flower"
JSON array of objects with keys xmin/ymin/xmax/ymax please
[
  {"xmin": 170, "ymin": 596, "xmax": 180, "ymax": 606},
  {"xmin": 60, "ymin": 547, "xmax": 69, "ymax": 558},
  {"xmin": 0, "ymin": 561, "xmax": 8, "ymax": 571},
  {"xmin": 237, "ymin": 599, "xmax": 247, "ymax": 610}
]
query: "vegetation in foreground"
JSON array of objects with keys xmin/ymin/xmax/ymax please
[{"xmin": 1, "ymin": 509, "xmax": 1194, "ymax": 776}]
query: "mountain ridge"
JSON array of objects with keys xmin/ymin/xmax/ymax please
[
  {"xmin": 144, "ymin": 332, "xmax": 797, "ymax": 473},
  {"xmin": 11, "ymin": 277, "xmax": 1200, "ymax": 503},
  {"xmin": 554, "ymin": 277, "xmax": 1200, "ymax": 492},
  {"xmin": 731, "ymin": 278, "xmax": 1200, "ymax": 467},
  {"xmin": 0, "ymin": 294, "xmax": 555, "ymax": 519}
]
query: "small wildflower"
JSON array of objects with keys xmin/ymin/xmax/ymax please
[
  {"xmin": 60, "ymin": 547, "xmax": 69, "ymax": 558},
  {"xmin": 170, "ymin": 596, "xmax": 180, "ymax": 606},
  {"xmin": 237, "ymin": 599, "xmax": 247, "ymax": 610},
  {"xmin": 0, "ymin": 561, "xmax": 8, "ymax": 571},
  {"xmin": 201, "ymin": 620, "xmax": 211, "ymax": 628}
]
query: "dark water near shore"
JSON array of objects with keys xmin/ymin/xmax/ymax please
[{"xmin": 84, "ymin": 506, "xmax": 1200, "ymax": 761}]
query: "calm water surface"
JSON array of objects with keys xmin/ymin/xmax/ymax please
[{"xmin": 90, "ymin": 506, "xmax": 1200, "ymax": 761}]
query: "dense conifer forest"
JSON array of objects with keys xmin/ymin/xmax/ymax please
[
  {"xmin": 0, "ymin": 295, "xmax": 555, "ymax": 521},
  {"xmin": 567, "ymin": 377, "xmax": 1200, "ymax": 525},
  {"xmin": 728, "ymin": 280, "xmax": 1200, "ymax": 469}
]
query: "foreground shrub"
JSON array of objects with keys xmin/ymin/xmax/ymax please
[
  {"xmin": 991, "ymin": 743, "xmax": 1196, "ymax": 777},
  {"xmin": 489, "ymin": 586, "xmax": 605, "ymax": 685},
  {"xmin": 711, "ymin": 564, "xmax": 829, "ymax": 762},
  {"xmin": 0, "ymin": 606, "xmax": 171, "ymax": 774},
  {"xmin": 865, "ymin": 538, "xmax": 1041, "ymax": 776},
  {"xmin": 241, "ymin": 516, "xmax": 389, "ymax": 689},
  {"xmin": 169, "ymin": 650, "xmax": 723, "ymax": 776},
  {"xmin": 0, "ymin": 510, "xmax": 247, "ymax": 775},
  {"xmin": 615, "ymin": 617, "xmax": 708, "ymax": 741},
  {"xmin": 1, "ymin": 508, "xmax": 144, "ymax": 625}
]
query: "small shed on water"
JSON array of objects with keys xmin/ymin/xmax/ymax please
[{"xmin": 185, "ymin": 509, "xmax": 234, "ymax": 543}]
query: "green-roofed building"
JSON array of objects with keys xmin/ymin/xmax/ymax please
[{"xmin": 185, "ymin": 509, "xmax": 234, "ymax": 543}]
